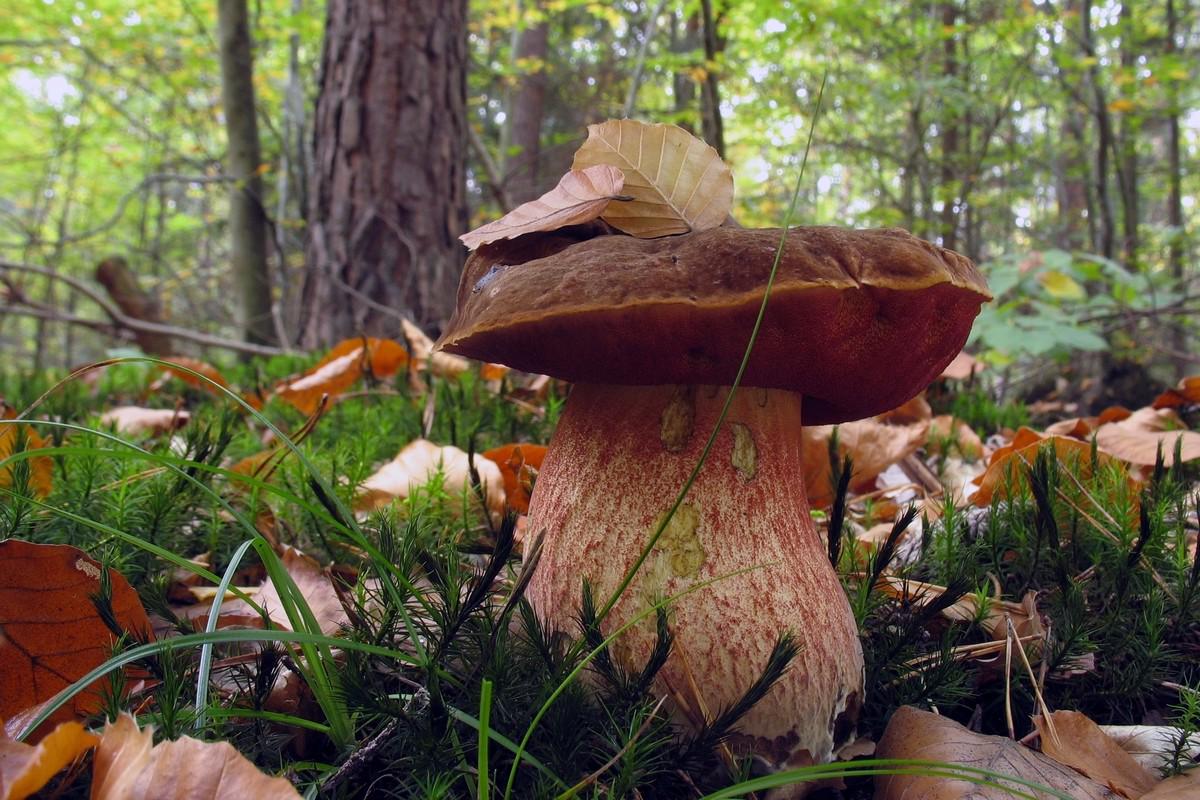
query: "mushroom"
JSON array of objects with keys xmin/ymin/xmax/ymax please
[{"xmin": 436, "ymin": 225, "xmax": 990, "ymax": 772}]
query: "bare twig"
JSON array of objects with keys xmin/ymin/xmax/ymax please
[{"xmin": 1, "ymin": 258, "xmax": 289, "ymax": 356}]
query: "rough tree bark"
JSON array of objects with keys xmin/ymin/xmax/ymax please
[
  {"xmin": 217, "ymin": 0, "xmax": 276, "ymax": 346},
  {"xmin": 301, "ymin": 0, "xmax": 468, "ymax": 346},
  {"xmin": 698, "ymin": 0, "xmax": 725, "ymax": 158},
  {"xmin": 1081, "ymin": 0, "xmax": 1117, "ymax": 260}
]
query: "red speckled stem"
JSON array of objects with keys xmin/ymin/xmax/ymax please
[{"xmin": 525, "ymin": 383, "xmax": 864, "ymax": 770}]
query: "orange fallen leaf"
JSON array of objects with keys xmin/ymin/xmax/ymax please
[
  {"xmin": 972, "ymin": 427, "xmax": 1126, "ymax": 507},
  {"xmin": 0, "ymin": 540, "xmax": 153, "ymax": 742},
  {"xmin": 154, "ymin": 359, "xmax": 263, "ymax": 411},
  {"xmin": 482, "ymin": 444, "xmax": 547, "ymax": 514},
  {"xmin": 1035, "ymin": 711, "xmax": 1158, "ymax": 799},
  {"xmin": 356, "ymin": 439, "xmax": 505, "ymax": 518},
  {"xmin": 460, "ymin": 165, "xmax": 626, "ymax": 250},
  {"xmin": 0, "ymin": 408, "xmax": 52, "ymax": 498},
  {"xmin": 1153, "ymin": 376, "xmax": 1200, "ymax": 410},
  {"xmin": 91, "ymin": 713, "xmax": 300, "ymax": 799},
  {"xmin": 876, "ymin": 706, "xmax": 1116, "ymax": 800},
  {"xmin": 99, "ymin": 407, "xmax": 189, "ymax": 437},
  {"xmin": 0, "ymin": 719, "xmax": 99, "ymax": 800},
  {"xmin": 401, "ymin": 319, "xmax": 470, "ymax": 379},
  {"xmin": 275, "ymin": 338, "xmax": 408, "ymax": 415},
  {"xmin": 928, "ymin": 414, "xmax": 984, "ymax": 460}
]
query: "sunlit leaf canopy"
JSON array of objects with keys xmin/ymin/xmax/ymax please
[{"xmin": 1, "ymin": 0, "xmax": 1196, "ymax": 367}]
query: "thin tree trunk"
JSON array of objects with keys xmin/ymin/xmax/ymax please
[
  {"xmin": 1081, "ymin": 0, "xmax": 1116, "ymax": 260},
  {"xmin": 623, "ymin": 0, "xmax": 670, "ymax": 119},
  {"xmin": 698, "ymin": 0, "xmax": 725, "ymax": 157},
  {"xmin": 938, "ymin": 1, "xmax": 961, "ymax": 251},
  {"xmin": 1117, "ymin": 0, "xmax": 1139, "ymax": 268},
  {"xmin": 302, "ymin": 0, "xmax": 468, "ymax": 345},
  {"xmin": 507, "ymin": 5, "xmax": 549, "ymax": 205},
  {"xmin": 1166, "ymin": 0, "xmax": 1188, "ymax": 377},
  {"xmin": 671, "ymin": 10, "xmax": 699, "ymax": 133},
  {"xmin": 217, "ymin": 0, "xmax": 276, "ymax": 346}
]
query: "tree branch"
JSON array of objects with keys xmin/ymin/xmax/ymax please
[{"xmin": 0, "ymin": 258, "xmax": 289, "ymax": 356}]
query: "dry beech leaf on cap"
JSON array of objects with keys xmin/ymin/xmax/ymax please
[
  {"xmin": 355, "ymin": 439, "xmax": 505, "ymax": 519},
  {"xmin": 91, "ymin": 713, "xmax": 300, "ymax": 799},
  {"xmin": 0, "ymin": 540, "xmax": 153, "ymax": 742},
  {"xmin": 275, "ymin": 337, "xmax": 408, "ymax": 415},
  {"xmin": 460, "ymin": 165, "xmax": 626, "ymax": 250},
  {"xmin": 1093, "ymin": 407, "xmax": 1200, "ymax": 467},
  {"xmin": 0, "ymin": 720, "xmax": 99, "ymax": 800},
  {"xmin": 571, "ymin": 119, "xmax": 733, "ymax": 238},
  {"xmin": 1035, "ymin": 711, "xmax": 1158, "ymax": 799},
  {"xmin": 98, "ymin": 406, "xmax": 189, "ymax": 437},
  {"xmin": 876, "ymin": 706, "xmax": 1119, "ymax": 799}
]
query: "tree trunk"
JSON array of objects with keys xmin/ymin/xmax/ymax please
[
  {"xmin": 302, "ymin": 0, "xmax": 468, "ymax": 346},
  {"xmin": 698, "ymin": 0, "xmax": 725, "ymax": 158},
  {"xmin": 506, "ymin": 7, "xmax": 549, "ymax": 205},
  {"xmin": 1166, "ymin": 0, "xmax": 1188, "ymax": 378},
  {"xmin": 217, "ymin": 0, "xmax": 276, "ymax": 346},
  {"xmin": 1117, "ymin": 0, "xmax": 1139, "ymax": 268},
  {"xmin": 1081, "ymin": 0, "xmax": 1116, "ymax": 260},
  {"xmin": 938, "ymin": 1, "xmax": 961, "ymax": 251}
]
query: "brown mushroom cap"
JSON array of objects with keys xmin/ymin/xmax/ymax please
[{"xmin": 438, "ymin": 226, "xmax": 991, "ymax": 425}]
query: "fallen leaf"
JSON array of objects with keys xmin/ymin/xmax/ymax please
[
  {"xmin": 972, "ymin": 427, "xmax": 1126, "ymax": 507},
  {"xmin": 356, "ymin": 439, "xmax": 505, "ymax": 519},
  {"xmin": 400, "ymin": 319, "xmax": 471, "ymax": 379},
  {"xmin": 1093, "ymin": 407, "xmax": 1200, "ymax": 467},
  {"xmin": 0, "ymin": 540, "xmax": 153, "ymax": 741},
  {"xmin": 940, "ymin": 350, "xmax": 985, "ymax": 381},
  {"xmin": 571, "ymin": 119, "xmax": 733, "ymax": 238},
  {"xmin": 99, "ymin": 407, "xmax": 189, "ymax": 437},
  {"xmin": 1141, "ymin": 770, "xmax": 1200, "ymax": 799},
  {"xmin": 0, "ymin": 408, "xmax": 52, "ymax": 498},
  {"xmin": 91, "ymin": 713, "xmax": 300, "ymax": 799},
  {"xmin": 0, "ymin": 719, "xmax": 99, "ymax": 800},
  {"xmin": 1153, "ymin": 376, "xmax": 1200, "ymax": 410},
  {"xmin": 275, "ymin": 338, "xmax": 408, "ymax": 415},
  {"xmin": 211, "ymin": 547, "xmax": 349, "ymax": 636},
  {"xmin": 875, "ymin": 706, "xmax": 1119, "ymax": 799},
  {"xmin": 1098, "ymin": 724, "xmax": 1200, "ymax": 773},
  {"xmin": 460, "ymin": 165, "xmax": 626, "ymax": 250},
  {"xmin": 928, "ymin": 415, "xmax": 984, "ymax": 461},
  {"xmin": 1035, "ymin": 711, "xmax": 1158, "ymax": 799},
  {"xmin": 482, "ymin": 443, "xmax": 547, "ymax": 514},
  {"xmin": 877, "ymin": 576, "xmax": 1044, "ymax": 644}
]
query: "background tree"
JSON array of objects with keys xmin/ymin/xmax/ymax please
[{"xmin": 300, "ymin": 0, "xmax": 468, "ymax": 345}]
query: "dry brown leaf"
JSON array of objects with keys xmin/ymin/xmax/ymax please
[
  {"xmin": 460, "ymin": 165, "xmax": 626, "ymax": 250},
  {"xmin": 972, "ymin": 427, "xmax": 1126, "ymax": 507},
  {"xmin": 876, "ymin": 706, "xmax": 1119, "ymax": 799},
  {"xmin": 1093, "ymin": 407, "xmax": 1200, "ymax": 467},
  {"xmin": 1098, "ymin": 724, "xmax": 1200, "ymax": 774},
  {"xmin": 0, "ymin": 540, "xmax": 153, "ymax": 741},
  {"xmin": 91, "ymin": 713, "xmax": 300, "ymax": 799},
  {"xmin": 0, "ymin": 408, "xmax": 51, "ymax": 498},
  {"xmin": 876, "ymin": 576, "xmax": 1044, "ymax": 643},
  {"xmin": 1141, "ymin": 771, "xmax": 1200, "ymax": 799},
  {"xmin": 1152, "ymin": 376, "xmax": 1200, "ymax": 410},
  {"xmin": 928, "ymin": 415, "xmax": 984, "ymax": 460},
  {"xmin": 940, "ymin": 350, "xmax": 986, "ymax": 381},
  {"xmin": 804, "ymin": 395, "xmax": 932, "ymax": 508},
  {"xmin": 482, "ymin": 443, "xmax": 547, "ymax": 514},
  {"xmin": 275, "ymin": 338, "xmax": 408, "ymax": 415},
  {"xmin": 571, "ymin": 119, "xmax": 733, "ymax": 238},
  {"xmin": 99, "ymin": 407, "xmax": 189, "ymax": 437},
  {"xmin": 356, "ymin": 439, "xmax": 505, "ymax": 518},
  {"xmin": 0, "ymin": 720, "xmax": 99, "ymax": 800},
  {"xmin": 1035, "ymin": 711, "xmax": 1158, "ymax": 799},
  {"xmin": 400, "ymin": 319, "xmax": 470, "ymax": 379}
]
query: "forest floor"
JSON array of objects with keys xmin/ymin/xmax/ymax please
[{"xmin": 1, "ymin": 343, "xmax": 1198, "ymax": 799}]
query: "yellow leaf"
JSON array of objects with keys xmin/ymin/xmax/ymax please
[
  {"xmin": 1107, "ymin": 98, "xmax": 1136, "ymax": 113},
  {"xmin": 571, "ymin": 119, "xmax": 733, "ymax": 238},
  {"xmin": 1038, "ymin": 269, "xmax": 1086, "ymax": 299},
  {"xmin": 0, "ymin": 720, "xmax": 99, "ymax": 800}
]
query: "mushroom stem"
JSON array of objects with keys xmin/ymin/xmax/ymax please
[{"xmin": 526, "ymin": 383, "xmax": 864, "ymax": 769}]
